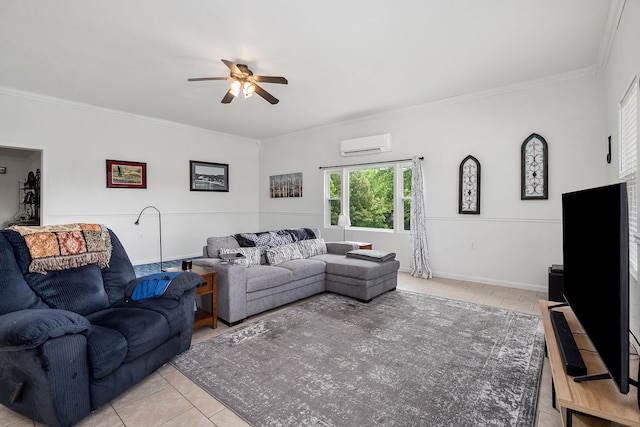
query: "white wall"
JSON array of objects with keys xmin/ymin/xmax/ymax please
[
  {"xmin": 602, "ymin": 0, "xmax": 640, "ymax": 339},
  {"xmin": 0, "ymin": 89, "xmax": 260, "ymax": 264},
  {"xmin": 259, "ymin": 72, "xmax": 607, "ymax": 292}
]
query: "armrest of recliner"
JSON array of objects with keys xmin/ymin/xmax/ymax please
[
  {"xmin": 0, "ymin": 309, "xmax": 90, "ymax": 351},
  {"xmin": 162, "ymin": 271, "xmax": 201, "ymax": 299},
  {"xmin": 125, "ymin": 271, "xmax": 201, "ymax": 301}
]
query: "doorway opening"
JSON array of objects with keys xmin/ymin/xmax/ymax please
[{"xmin": 0, "ymin": 146, "xmax": 43, "ymax": 228}]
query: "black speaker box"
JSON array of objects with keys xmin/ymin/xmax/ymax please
[{"xmin": 548, "ymin": 264, "xmax": 564, "ymax": 302}]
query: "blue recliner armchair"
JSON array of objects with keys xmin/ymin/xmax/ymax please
[{"xmin": 0, "ymin": 226, "xmax": 200, "ymax": 427}]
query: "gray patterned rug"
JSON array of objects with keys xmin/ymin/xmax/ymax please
[{"xmin": 172, "ymin": 290, "xmax": 545, "ymax": 426}]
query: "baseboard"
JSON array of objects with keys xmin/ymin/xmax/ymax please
[{"xmin": 398, "ymin": 269, "xmax": 546, "ymax": 293}]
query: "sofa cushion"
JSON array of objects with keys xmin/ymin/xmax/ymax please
[
  {"xmin": 220, "ymin": 247, "xmax": 261, "ymax": 266},
  {"xmin": 111, "ymin": 294, "xmax": 195, "ymax": 336},
  {"xmin": 296, "ymin": 238, "xmax": 327, "ymax": 258},
  {"xmin": 245, "ymin": 265, "xmax": 292, "ymax": 293},
  {"xmin": 277, "ymin": 258, "xmax": 327, "ymax": 281},
  {"xmin": 312, "ymin": 254, "xmax": 400, "ymax": 280},
  {"xmin": 86, "ymin": 325, "xmax": 127, "ymax": 379},
  {"xmin": 266, "ymin": 243, "xmax": 304, "ymax": 265},
  {"xmin": 26, "ymin": 264, "xmax": 111, "ymax": 315},
  {"xmin": 207, "ymin": 235, "xmax": 240, "ymax": 258},
  {"xmin": 86, "ymin": 307, "xmax": 170, "ymax": 362}
]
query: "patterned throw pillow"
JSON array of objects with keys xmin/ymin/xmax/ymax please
[
  {"xmin": 296, "ymin": 238, "xmax": 327, "ymax": 258},
  {"xmin": 266, "ymin": 243, "xmax": 304, "ymax": 265},
  {"xmin": 219, "ymin": 247, "xmax": 261, "ymax": 266}
]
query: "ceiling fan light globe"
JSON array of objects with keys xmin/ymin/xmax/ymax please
[
  {"xmin": 229, "ymin": 80, "xmax": 241, "ymax": 97},
  {"xmin": 243, "ymin": 82, "xmax": 256, "ymax": 98}
]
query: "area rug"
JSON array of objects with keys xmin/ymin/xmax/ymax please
[{"xmin": 172, "ymin": 290, "xmax": 545, "ymax": 426}]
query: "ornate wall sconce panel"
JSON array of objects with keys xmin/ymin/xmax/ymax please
[
  {"xmin": 521, "ymin": 133, "xmax": 548, "ymax": 200},
  {"xmin": 459, "ymin": 155, "xmax": 480, "ymax": 214}
]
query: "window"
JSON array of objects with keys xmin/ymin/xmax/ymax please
[
  {"xmin": 327, "ymin": 171, "xmax": 342, "ymax": 226},
  {"xmin": 402, "ymin": 165, "xmax": 412, "ymax": 230},
  {"xmin": 620, "ymin": 76, "xmax": 639, "ymax": 274},
  {"xmin": 325, "ymin": 162, "xmax": 411, "ymax": 231}
]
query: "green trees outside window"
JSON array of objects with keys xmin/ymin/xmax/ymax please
[
  {"xmin": 326, "ymin": 163, "xmax": 411, "ymax": 231},
  {"xmin": 403, "ymin": 166, "xmax": 412, "ymax": 231},
  {"xmin": 328, "ymin": 172, "xmax": 341, "ymax": 226}
]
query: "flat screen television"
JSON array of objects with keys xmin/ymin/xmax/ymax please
[{"xmin": 561, "ymin": 182, "xmax": 630, "ymax": 394}]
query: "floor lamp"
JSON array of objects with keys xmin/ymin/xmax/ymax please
[
  {"xmin": 337, "ymin": 213, "xmax": 350, "ymax": 242},
  {"xmin": 134, "ymin": 205, "xmax": 163, "ymax": 271}
]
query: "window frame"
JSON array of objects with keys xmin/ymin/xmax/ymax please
[
  {"xmin": 324, "ymin": 161, "xmax": 411, "ymax": 233},
  {"xmin": 619, "ymin": 76, "xmax": 639, "ymax": 277},
  {"xmin": 325, "ymin": 169, "xmax": 343, "ymax": 227}
]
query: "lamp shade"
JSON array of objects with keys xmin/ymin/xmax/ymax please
[{"xmin": 337, "ymin": 213, "xmax": 351, "ymax": 227}]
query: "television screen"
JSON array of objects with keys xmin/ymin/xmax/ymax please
[{"xmin": 562, "ymin": 182, "xmax": 630, "ymax": 394}]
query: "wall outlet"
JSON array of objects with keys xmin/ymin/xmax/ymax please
[
  {"xmin": 470, "ymin": 242, "xmax": 476, "ymax": 249},
  {"xmin": 137, "ymin": 234, "xmax": 143, "ymax": 241}
]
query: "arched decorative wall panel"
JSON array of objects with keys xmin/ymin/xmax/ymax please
[
  {"xmin": 459, "ymin": 155, "xmax": 480, "ymax": 214},
  {"xmin": 521, "ymin": 133, "xmax": 548, "ymax": 200}
]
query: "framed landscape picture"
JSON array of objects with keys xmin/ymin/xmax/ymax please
[
  {"xmin": 269, "ymin": 172, "xmax": 303, "ymax": 198},
  {"xmin": 190, "ymin": 160, "xmax": 229, "ymax": 192},
  {"xmin": 106, "ymin": 159, "xmax": 147, "ymax": 189}
]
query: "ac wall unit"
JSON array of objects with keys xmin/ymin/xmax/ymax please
[{"xmin": 339, "ymin": 134, "xmax": 392, "ymax": 157}]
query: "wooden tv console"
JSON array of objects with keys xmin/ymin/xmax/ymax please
[{"xmin": 539, "ymin": 300, "xmax": 640, "ymax": 426}]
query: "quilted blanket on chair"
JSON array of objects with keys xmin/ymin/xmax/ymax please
[{"xmin": 8, "ymin": 223, "xmax": 112, "ymax": 274}]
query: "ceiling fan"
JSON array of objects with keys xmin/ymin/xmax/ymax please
[{"xmin": 188, "ymin": 59, "xmax": 288, "ymax": 104}]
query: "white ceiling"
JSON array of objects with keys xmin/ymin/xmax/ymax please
[{"xmin": 0, "ymin": 1, "xmax": 618, "ymax": 140}]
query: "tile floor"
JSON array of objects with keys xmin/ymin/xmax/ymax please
[{"xmin": 1, "ymin": 272, "xmax": 570, "ymax": 427}]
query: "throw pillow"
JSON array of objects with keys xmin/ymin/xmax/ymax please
[
  {"xmin": 296, "ymin": 238, "xmax": 327, "ymax": 258},
  {"xmin": 266, "ymin": 243, "xmax": 304, "ymax": 265},
  {"xmin": 219, "ymin": 247, "xmax": 261, "ymax": 267}
]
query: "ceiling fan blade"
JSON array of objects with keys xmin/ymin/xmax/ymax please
[
  {"xmin": 254, "ymin": 76, "xmax": 288, "ymax": 84},
  {"xmin": 221, "ymin": 90, "xmax": 235, "ymax": 104},
  {"xmin": 221, "ymin": 59, "xmax": 242, "ymax": 75},
  {"xmin": 253, "ymin": 83, "xmax": 279, "ymax": 104},
  {"xmin": 187, "ymin": 77, "xmax": 230, "ymax": 82}
]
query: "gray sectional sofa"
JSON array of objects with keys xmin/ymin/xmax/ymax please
[{"xmin": 193, "ymin": 228, "xmax": 400, "ymax": 325}]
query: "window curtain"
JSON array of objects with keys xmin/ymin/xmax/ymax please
[{"xmin": 410, "ymin": 156, "xmax": 432, "ymax": 278}]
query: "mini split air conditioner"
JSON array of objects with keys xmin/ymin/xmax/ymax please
[{"xmin": 339, "ymin": 134, "xmax": 392, "ymax": 157}]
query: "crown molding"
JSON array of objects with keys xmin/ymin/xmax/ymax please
[{"xmin": 596, "ymin": 0, "xmax": 626, "ymax": 72}]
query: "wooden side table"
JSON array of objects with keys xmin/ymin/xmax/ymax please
[
  {"xmin": 163, "ymin": 265, "xmax": 217, "ymax": 330},
  {"xmin": 345, "ymin": 241, "xmax": 373, "ymax": 250}
]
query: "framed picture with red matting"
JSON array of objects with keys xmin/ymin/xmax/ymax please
[{"xmin": 106, "ymin": 159, "xmax": 147, "ymax": 189}]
